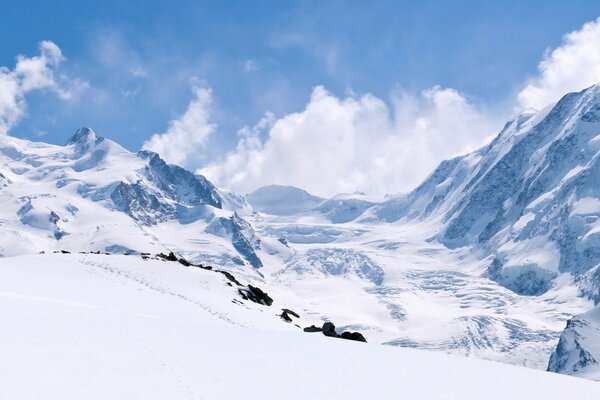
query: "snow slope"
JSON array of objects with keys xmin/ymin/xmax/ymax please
[{"xmin": 1, "ymin": 253, "xmax": 598, "ymax": 400}]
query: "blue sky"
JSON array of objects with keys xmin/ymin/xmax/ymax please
[{"xmin": 2, "ymin": 1, "xmax": 600, "ymax": 195}]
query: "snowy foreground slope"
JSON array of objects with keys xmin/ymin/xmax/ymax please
[{"xmin": 1, "ymin": 253, "xmax": 598, "ymax": 400}]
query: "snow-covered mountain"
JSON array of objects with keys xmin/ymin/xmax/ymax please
[
  {"xmin": 0, "ymin": 127, "xmax": 269, "ymax": 270},
  {"xmin": 376, "ymin": 84, "xmax": 600, "ymax": 300},
  {"xmin": 5, "ymin": 84, "xmax": 600, "ymax": 385},
  {"xmin": 247, "ymin": 184, "xmax": 325, "ymax": 215}
]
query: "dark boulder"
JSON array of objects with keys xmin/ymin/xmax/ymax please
[
  {"xmin": 322, "ymin": 322, "xmax": 337, "ymax": 337},
  {"xmin": 339, "ymin": 331, "xmax": 367, "ymax": 342},
  {"xmin": 178, "ymin": 257, "xmax": 191, "ymax": 267},
  {"xmin": 280, "ymin": 311, "xmax": 293, "ymax": 322},
  {"xmin": 282, "ymin": 308, "xmax": 300, "ymax": 318},
  {"xmin": 238, "ymin": 285, "xmax": 274, "ymax": 306},
  {"xmin": 303, "ymin": 325, "xmax": 322, "ymax": 333},
  {"xmin": 349, "ymin": 332, "xmax": 367, "ymax": 342}
]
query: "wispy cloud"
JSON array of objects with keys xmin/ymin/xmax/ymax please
[{"xmin": 242, "ymin": 59, "xmax": 260, "ymax": 73}]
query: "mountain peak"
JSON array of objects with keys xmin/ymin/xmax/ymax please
[{"xmin": 66, "ymin": 127, "xmax": 97, "ymax": 146}]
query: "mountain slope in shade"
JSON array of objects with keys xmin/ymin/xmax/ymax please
[{"xmin": 548, "ymin": 305, "xmax": 600, "ymax": 380}]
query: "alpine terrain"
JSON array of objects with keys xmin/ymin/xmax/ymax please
[{"xmin": 4, "ymin": 84, "xmax": 600, "ymax": 396}]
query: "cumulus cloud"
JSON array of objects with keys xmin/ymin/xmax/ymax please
[
  {"xmin": 142, "ymin": 83, "xmax": 215, "ymax": 166},
  {"xmin": 200, "ymin": 86, "xmax": 498, "ymax": 197},
  {"xmin": 518, "ymin": 17, "xmax": 600, "ymax": 109},
  {"xmin": 0, "ymin": 40, "xmax": 81, "ymax": 135}
]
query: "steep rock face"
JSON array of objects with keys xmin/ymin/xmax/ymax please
[
  {"xmin": 108, "ymin": 151, "xmax": 222, "ymax": 225},
  {"xmin": 141, "ymin": 151, "xmax": 222, "ymax": 209},
  {"xmin": 383, "ymin": 84, "xmax": 600, "ymax": 297},
  {"xmin": 548, "ymin": 306, "xmax": 600, "ymax": 380},
  {"xmin": 206, "ymin": 213, "xmax": 263, "ymax": 268}
]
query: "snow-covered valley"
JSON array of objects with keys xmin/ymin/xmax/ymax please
[{"xmin": 4, "ymin": 84, "xmax": 600, "ymax": 395}]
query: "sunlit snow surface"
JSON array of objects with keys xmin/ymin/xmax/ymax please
[{"xmin": 1, "ymin": 254, "xmax": 599, "ymax": 399}]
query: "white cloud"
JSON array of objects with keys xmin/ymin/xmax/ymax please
[
  {"xmin": 0, "ymin": 40, "xmax": 84, "ymax": 135},
  {"xmin": 200, "ymin": 86, "xmax": 499, "ymax": 197},
  {"xmin": 142, "ymin": 83, "xmax": 215, "ymax": 166},
  {"xmin": 518, "ymin": 17, "xmax": 600, "ymax": 110}
]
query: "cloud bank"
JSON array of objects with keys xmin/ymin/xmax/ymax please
[
  {"xmin": 142, "ymin": 83, "xmax": 215, "ymax": 166},
  {"xmin": 518, "ymin": 17, "xmax": 600, "ymax": 110},
  {"xmin": 0, "ymin": 41, "xmax": 80, "ymax": 135},
  {"xmin": 200, "ymin": 17, "xmax": 600, "ymax": 197},
  {"xmin": 200, "ymin": 86, "xmax": 498, "ymax": 197}
]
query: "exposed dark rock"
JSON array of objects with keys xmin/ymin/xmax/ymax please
[
  {"xmin": 280, "ymin": 311, "xmax": 293, "ymax": 322},
  {"xmin": 216, "ymin": 270, "xmax": 243, "ymax": 286},
  {"xmin": 303, "ymin": 325, "xmax": 322, "ymax": 333},
  {"xmin": 350, "ymin": 332, "xmax": 367, "ymax": 342},
  {"xmin": 178, "ymin": 258, "xmax": 191, "ymax": 267},
  {"xmin": 60, "ymin": 250, "xmax": 71, "ymax": 254},
  {"xmin": 316, "ymin": 321, "xmax": 367, "ymax": 342},
  {"xmin": 157, "ymin": 252, "xmax": 178, "ymax": 262},
  {"xmin": 238, "ymin": 284, "xmax": 273, "ymax": 306},
  {"xmin": 248, "ymin": 285, "xmax": 273, "ymax": 306},
  {"xmin": 322, "ymin": 322, "xmax": 337, "ymax": 337},
  {"xmin": 282, "ymin": 308, "xmax": 300, "ymax": 318},
  {"xmin": 340, "ymin": 331, "xmax": 367, "ymax": 343}
]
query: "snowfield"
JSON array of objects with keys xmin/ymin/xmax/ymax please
[{"xmin": 1, "ymin": 253, "xmax": 599, "ymax": 400}]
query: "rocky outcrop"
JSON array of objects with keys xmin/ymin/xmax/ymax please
[
  {"xmin": 548, "ymin": 306, "xmax": 600, "ymax": 380},
  {"xmin": 305, "ymin": 322, "xmax": 367, "ymax": 343},
  {"xmin": 238, "ymin": 285, "xmax": 273, "ymax": 306}
]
